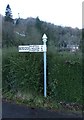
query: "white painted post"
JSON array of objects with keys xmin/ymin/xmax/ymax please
[{"xmin": 42, "ymin": 34, "xmax": 47, "ymax": 97}]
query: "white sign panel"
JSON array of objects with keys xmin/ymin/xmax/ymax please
[{"xmin": 19, "ymin": 45, "xmax": 46, "ymax": 52}]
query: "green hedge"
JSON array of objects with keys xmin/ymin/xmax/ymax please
[
  {"xmin": 47, "ymin": 52, "xmax": 82, "ymax": 103},
  {"xmin": 2, "ymin": 47, "xmax": 43, "ymax": 94},
  {"xmin": 2, "ymin": 47, "xmax": 82, "ymax": 103}
]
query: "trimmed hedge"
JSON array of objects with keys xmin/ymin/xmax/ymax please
[{"xmin": 2, "ymin": 47, "xmax": 82, "ymax": 103}]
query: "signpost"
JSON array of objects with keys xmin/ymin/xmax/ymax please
[
  {"xmin": 18, "ymin": 33, "xmax": 47, "ymax": 97},
  {"xmin": 42, "ymin": 34, "xmax": 47, "ymax": 97},
  {"xmin": 19, "ymin": 45, "xmax": 46, "ymax": 52}
]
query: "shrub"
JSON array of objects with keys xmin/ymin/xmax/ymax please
[{"xmin": 2, "ymin": 47, "xmax": 82, "ymax": 104}]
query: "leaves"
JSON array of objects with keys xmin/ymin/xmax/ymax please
[{"xmin": 2, "ymin": 47, "xmax": 82, "ymax": 105}]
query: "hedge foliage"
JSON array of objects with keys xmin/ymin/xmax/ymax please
[{"xmin": 2, "ymin": 47, "xmax": 82, "ymax": 104}]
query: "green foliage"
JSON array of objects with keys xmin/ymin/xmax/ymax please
[
  {"xmin": 2, "ymin": 17, "xmax": 81, "ymax": 50},
  {"xmin": 2, "ymin": 21, "xmax": 14, "ymax": 47},
  {"xmin": 36, "ymin": 17, "xmax": 42, "ymax": 32},
  {"xmin": 5, "ymin": 4, "xmax": 13, "ymax": 22},
  {"xmin": 2, "ymin": 47, "xmax": 82, "ymax": 105},
  {"xmin": 2, "ymin": 47, "xmax": 43, "ymax": 94},
  {"xmin": 47, "ymin": 52, "xmax": 82, "ymax": 103}
]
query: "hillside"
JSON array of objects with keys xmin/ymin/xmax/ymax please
[{"xmin": 2, "ymin": 17, "xmax": 82, "ymax": 52}]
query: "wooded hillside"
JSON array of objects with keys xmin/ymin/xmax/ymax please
[{"xmin": 2, "ymin": 16, "xmax": 82, "ymax": 52}]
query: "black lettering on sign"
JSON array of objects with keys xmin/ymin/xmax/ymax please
[
  {"xmin": 19, "ymin": 47, "xmax": 23, "ymax": 50},
  {"xmin": 41, "ymin": 45, "xmax": 43, "ymax": 51},
  {"xmin": 37, "ymin": 46, "xmax": 39, "ymax": 51},
  {"xmin": 19, "ymin": 46, "xmax": 30, "ymax": 51},
  {"xmin": 24, "ymin": 47, "xmax": 29, "ymax": 50}
]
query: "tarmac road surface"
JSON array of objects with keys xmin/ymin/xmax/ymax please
[{"xmin": 2, "ymin": 100, "xmax": 83, "ymax": 119}]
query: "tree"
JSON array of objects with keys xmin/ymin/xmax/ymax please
[
  {"xmin": 5, "ymin": 4, "xmax": 13, "ymax": 22},
  {"xmin": 36, "ymin": 17, "xmax": 43, "ymax": 32},
  {"xmin": 2, "ymin": 20, "xmax": 14, "ymax": 47}
]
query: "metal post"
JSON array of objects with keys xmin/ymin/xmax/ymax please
[
  {"xmin": 44, "ymin": 50, "xmax": 46, "ymax": 97},
  {"xmin": 42, "ymin": 34, "xmax": 47, "ymax": 97}
]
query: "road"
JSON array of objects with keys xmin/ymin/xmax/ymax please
[{"xmin": 2, "ymin": 100, "xmax": 83, "ymax": 119}]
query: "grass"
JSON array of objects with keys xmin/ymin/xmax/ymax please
[{"xmin": 3, "ymin": 90, "xmax": 82, "ymax": 114}]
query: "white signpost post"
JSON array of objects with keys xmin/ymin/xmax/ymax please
[{"xmin": 18, "ymin": 34, "xmax": 47, "ymax": 97}]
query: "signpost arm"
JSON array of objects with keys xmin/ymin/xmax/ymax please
[{"xmin": 42, "ymin": 34, "xmax": 47, "ymax": 97}]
